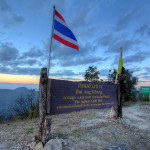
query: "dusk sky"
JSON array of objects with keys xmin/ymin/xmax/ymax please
[{"xmin": 0, "ymin": 0, "xmax": 150, "ymax": 89}]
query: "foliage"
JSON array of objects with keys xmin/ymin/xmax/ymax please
[
  {"xmin": 140, "ymin": 93, "xmax": 149, "ymax": 102},
  {"xmin": 123, "ymin": 69, "xmax": 138, "ymax": 101},
  {"xmin": 108, "ymin": 69, "xmax": 117, "ymax": 83},
  {"xmin": 10, "ymin": 89, "xmax": 39, "ymax": 120},
  {"xmin": 0, "ymin": 111, "xmax": 6, "ymax": 123},
  {"xmin": 28, "ymin": 102, "xmax": 39, "ymax": 118},
  {"xmin": 108, "ymin": 68, "xmax": 138, "ymax": 101},
  {"xmin": 26, "ymin": 128, "xmax": 34, "ymax": 135},
  {"xmin": 84, "ymin": 66, "xmax": 100, "ymax": 82},
  {"xmin": 0, "ymin": 109, "xmax": 14, "ymax": 123}
]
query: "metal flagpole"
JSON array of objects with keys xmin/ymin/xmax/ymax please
[{"xmin": 48, "ymin": 5, "xmax": 55, "ymax": 77}]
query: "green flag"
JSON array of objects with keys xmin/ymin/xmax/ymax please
[
  {"xmin": 115, "ymin": 48, "xmax": 123, "ymax": 84},
  {"xmin": 118, "ymin": 49, "xmax": 123, "ymax": 75}
]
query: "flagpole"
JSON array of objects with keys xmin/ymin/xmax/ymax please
[{"xmin": 48, "ymin": 5, "xmax": 55, "ymax": 77}]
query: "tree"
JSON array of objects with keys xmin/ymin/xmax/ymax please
[
  {"xmin": 10, "ymin": 89, "xmax": 38, "ymax": 120},
  {"xmin": 108, "ymin": 67, "xmax": 138, "ymax": 101},
  {"xmin": 108, "ymin": 69, "xmax": 117, "ymax": 83},
  {"xmin": 84, "ymin": 66, "xmax": 100, "ymax": 82},
  {"xmin": 123, "ymin": 69, "xmax": 138, "ymax": 101}
]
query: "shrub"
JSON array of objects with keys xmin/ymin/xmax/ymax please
[
  {"xmin": 140, "ymin": 94, "xmax": 149, "ymax": 102},
  {"xmin": 10, "ymin": 89, "xmax": 39, "ymax": 120}
]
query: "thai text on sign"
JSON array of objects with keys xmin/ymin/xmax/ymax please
[{"xmin": 48, "ymin": 79, "xmax": 118, "ymax": 115}]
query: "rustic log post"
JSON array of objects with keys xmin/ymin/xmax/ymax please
[
  {"xmin": 118, "ymin": 95, "xmax": 122, "ymax": 118},
  {"xmin": 112, "ymin": 76, "xmax": 120, "ymax": 119},
  {"xmin": 111, "ymin": 79, "xmax": 120, "ymax": 119},
  {"xmin": 38, "ymin": 68, "xmax": 51, "ymax": 144},
  {"xmin": 38, "ymin": 67, "xmax": 47, "ymax": 141},
  {"xmin": 111, "ymin": 106, "xmax": 118, "ymax": 119},
  {"xmin": 117, "ymin": 73, "xmax": 126, "ymax": 118},
  {"xmin": 42, "ymin": 116, "xmax": 52, "ymax": 144},
  {"xmin": 117, "ymin": 79, "xmax": 122, "ymax": 118}
]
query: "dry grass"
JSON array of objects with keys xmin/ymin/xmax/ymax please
[{"xmin": 0, "ymin": 102, "xmax": 150, "ymax": 150}]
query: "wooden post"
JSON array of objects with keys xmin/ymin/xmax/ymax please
[
  {"xmin": 42, "ymin": 116, "xmax": 52, "ymax": 144},
  {"xmin": 111, "ymin": 78, "xmax": 120, "ymax": 119},
  {"xmin": 46, "ymin": 79, "xmax": 51, "ymax": 114},
  {"xmin": 38, "ymin": 68, "xmax": 51, "ymax": 144},
  {"xmin": 117, "ymin": 73, "xmax": 126, "ymax": 118},
  {"xmin": 117, "ymin": 77, "xmax": 122, "ymax": 118},
  {"xmin": 112, "ymin": 75, "xmax": 121, "ymax": 119}
]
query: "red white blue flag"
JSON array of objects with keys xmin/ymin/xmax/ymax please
[{"xmin": 53, "ymin": 10, "xmax": 79, "ymax": 50}]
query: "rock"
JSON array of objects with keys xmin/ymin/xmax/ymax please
[
  {"xmin": 62, "ymin": 139, "xmax": 74, "ymax": 150},
  {"xmin": 22, "ymin": 146, "xmax": 31, "ymax": 150},
  {"xmin": 31, "ymin": 136, "xmax": 36, "ymax": 142},
  {"xmin": 27, "ymin": 141, "xmax": 36, "ymax": 150},
  {"xmin": 34, "ymin": 142, "xmax": 43, "ymax": 150},
  {"xmin": 44, "ymin": 139, "xmax": 62, "ymax": 150},
  {"xmin": 109, "ymin": 144, "xmax": 127, "ymax": 150}
]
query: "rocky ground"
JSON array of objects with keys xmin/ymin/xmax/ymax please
[{"xmin": 0, "ymin": 102, "xmax": 150, "ymax": 150}]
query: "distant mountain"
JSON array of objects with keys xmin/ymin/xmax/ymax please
[{"xmin": 0, "ymin": 87, "xmax": 38, "ymax": 111}]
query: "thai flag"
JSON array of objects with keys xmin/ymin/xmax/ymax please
[{"xmin": 53, "ymin": 10, "xmax": 79, "ymax": 50}]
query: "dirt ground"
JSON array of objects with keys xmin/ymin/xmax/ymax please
[{"xmin": 0, "ymin": 102, "xmax": 150, "ymax": 150}]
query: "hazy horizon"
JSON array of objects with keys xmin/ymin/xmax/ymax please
[{"xmin": 0, "ymin": 82, "xmax": 39, "ymax": 90}]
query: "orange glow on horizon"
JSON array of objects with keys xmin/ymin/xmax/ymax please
[
  {"xmin": 0, "ymin": 74, "xmax": 150, "ymax": 88},
  {"xmin": 0, "ymin": 74, "xmax": 39, "ymax": 84},
  {"xmin": 136, "ymin": 82, "xmax": 150, "ymax": 88}
]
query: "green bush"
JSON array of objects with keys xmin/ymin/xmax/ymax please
[
  {"xmin": 141, "ymin": 94, "xmax": 149, "ymax": 102},
  {"xmin": 26, "ymin": 128, "xmax": 34, "ymax": 135},
  {"xmin": 28, "ymin": 102, "xmax": 39, "ymax": 119}
]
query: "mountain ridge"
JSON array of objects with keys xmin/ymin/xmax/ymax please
[{"xmin": 0, "ymin": 87, "xmax": 38, "ymax": 111}]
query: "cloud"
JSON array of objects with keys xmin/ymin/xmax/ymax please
[
  {"xmin": 128, "ymin": 66, "xmax": 142, "ymax": 73},
  {"xmin": 0, "ymin": 42, "xmax": 46, "ymax": 75},
  {"xmin": 43, "ymin": 38, "xmax": 108, "ymax": 67},
  {"xmin": 136, "ymin": 21, "xmax": 150, "ymax": 36},
  {"xmin": 113, "ymin": 50, "xmax": 150, "ymax": 66},
  {"xmin": 1, "ymin": 13, "xmax": 25, "ymax": 28},
  {"xmin": 21, "ymin": 47, "xmax": 44, "ymax": 59},
  {"xmin": 0, "ymin": 0, "xmax": 25, "ymax": 28},
  {"xmin": 114, "ymin": 7, "xmax": 142, "ymax": 31},
  {"xmin": 0, "ymin": 66, "xmax": 41, "ymax": 75},
  {"xmin": 95, "ymin": 33, "xmax": 114, "ymax": 46},
  {"xmin": 0, "ymin": 43, "xmax": 19, "ymax": 62},
  {"xmin": 138, "ymin": 67, "xmax": 150, "ymax": 79},
  {"xmin": 14, "ymin": 67, "xmax": 41, "ymax": 75},
  {"xmin": 67, "ymin": 0, "xmax": 102, "ymax": 37},
  {"xmin": 60, "ymin": 55, "xmax": 108, "ymax": 67},
  {"xmin": 12, "ymin": 14, "xmax": 24, "ymax": 23},
  {"xmin": 0, "ymin": 0, "xmax": 11, "ymax": 12},
  {"xmin": 144, "ymin": 67, "xmax": 150, "ymax": 72},
  {"xmin": 48, "ymin": 40, "xmax": 99, "ymax": 63},
  {"xmin": 124, "ymin": 51, "xmax": 150, "ymax": 64},
  {"xmin": 106, "ymin": 39, "xmax": 139, "ymax": 53},
  {"xmin": 25, "ymin": 59, "xmax": 38, "ymax": 66},
  {"xmin": 51, "ymin": 70, "xmax": 84, "ymax": 77}
]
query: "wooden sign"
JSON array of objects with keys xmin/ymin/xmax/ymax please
[{"xmin": 47, "ymin": 79, "xmax": 118, "ymax": 115}]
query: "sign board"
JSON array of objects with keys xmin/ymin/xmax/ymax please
[
  {"xmin": 140, "ymin": 86, "xmax": 150, "ymax": 93},
  {"xmin": 48, "ymin": 79, "xmax": 118, "ymax": 115}
]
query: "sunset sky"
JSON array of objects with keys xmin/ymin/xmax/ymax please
[{"xmin": 0, "ymin": 0, "xmax": 150, "ymax": 89}]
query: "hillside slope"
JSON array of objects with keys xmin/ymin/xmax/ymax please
[{"xmin": 0, "ymin": 102, "xmax": 150, "ymax": 150}]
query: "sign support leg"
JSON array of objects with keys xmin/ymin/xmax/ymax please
[{"xmin": 38, "ymin": 68, "xmax": 51, "ymax": 145}]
